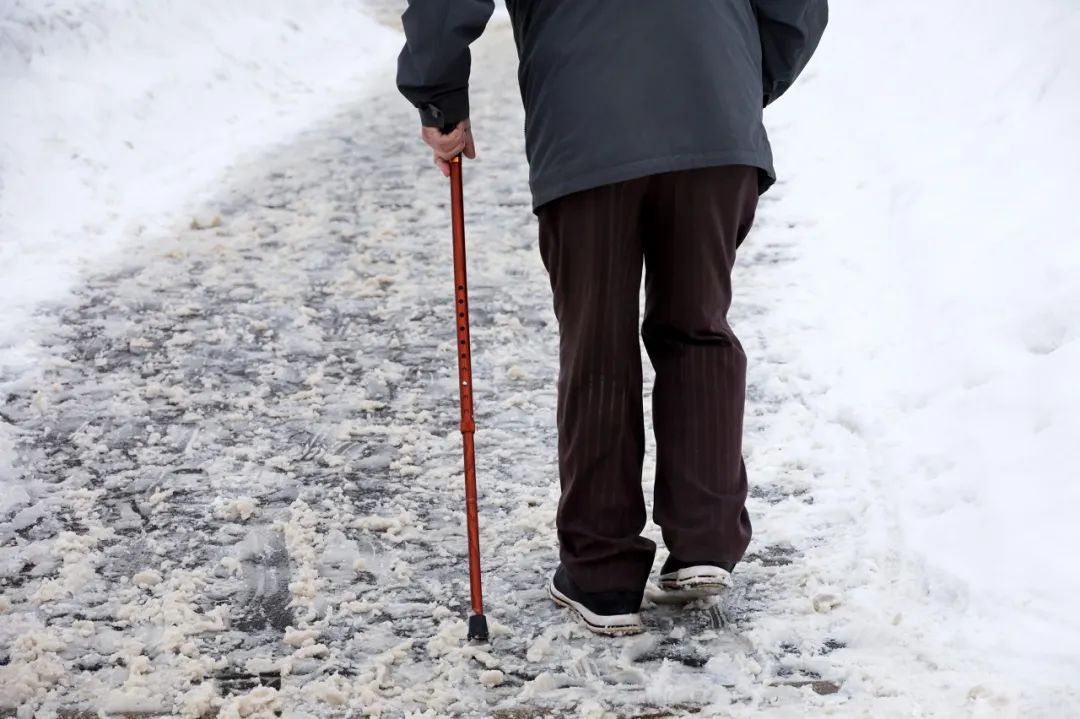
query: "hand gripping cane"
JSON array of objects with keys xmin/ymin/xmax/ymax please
[{"xmin": 448, "ymin": 154, "xmax": 488, "ymax": 642}]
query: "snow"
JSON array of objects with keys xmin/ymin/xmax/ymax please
[
  {"xmin": 766, "ymin": 0, "xmax": 1080, "ymax": 688},
  {"xmin": 1, "ymin": 0, "xmax": 1079, "ymax": 716},
  {"xmin": 0, "ymin": 0, "xmax": 401, "ymax": 373}
]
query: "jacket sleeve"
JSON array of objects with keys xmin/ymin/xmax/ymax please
[
  {"xmin": 752, "ymin": 0, "xmax": 829, "ymax": 107},
  {"xmin": 396, "ymin": 0, "xmax": 495, "ymax": 129}
]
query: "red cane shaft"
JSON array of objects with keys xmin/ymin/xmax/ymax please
[{"xmin": 449, "ymin": 155, "xmax": 484, "ymax": 617}]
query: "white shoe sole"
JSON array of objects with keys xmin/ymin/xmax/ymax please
[
  {"xmin": 655, "ymin": 565, "xmax": 733, "ymax": 602},
  {"xmin": 547, "ymin": 579, "xmax": 644, "ymax": 636}
]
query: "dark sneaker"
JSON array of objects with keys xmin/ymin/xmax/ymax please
[
  {"xmin": 547, "ymin": 564, "xmax": 644, "ymax": 636},
  {"xmin": 655, "ymin": 556, "xmax": 734, "ymax": 601}
]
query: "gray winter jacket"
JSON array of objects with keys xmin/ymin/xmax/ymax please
[{"xmin": 397, "ymin": 0, "xmax": 827, "ymax": 212}]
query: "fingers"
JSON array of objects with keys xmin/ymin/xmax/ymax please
[
  {"xmin": 420, "ymin": 119, "xmax": 475, "ymax": 173},
  {"xmin": 463, "ymin": 128, "xmax": 476, "ymax": 160},
  {"xmin": 422, "ymin": 121, "xmax": 468, "ymax": 161},
  {"xmin": 434, "ymin": 154, "xmax": 451, "ymax": 177}
]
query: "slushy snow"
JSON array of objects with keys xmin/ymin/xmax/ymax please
[{"xmin": 0, "ymin": 0, "xmax": 400, "ymax": 374}]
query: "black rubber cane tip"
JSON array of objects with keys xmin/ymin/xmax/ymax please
[{"xmin": 467, "ymin": 614, "xmax": 490, "ymax": 643}]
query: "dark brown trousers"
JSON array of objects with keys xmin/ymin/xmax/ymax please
[{"xmin": 537, "ymin": 165, "xmax": 758, "ymax": 593}]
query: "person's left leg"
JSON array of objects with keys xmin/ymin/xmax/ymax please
[
  {"xmin": 640, "ymin": 164, "xmax": 759, "ymax": 571},
  {"xmin": 536, "ymin": 176, "xmax": 657, "ymax": 597}
]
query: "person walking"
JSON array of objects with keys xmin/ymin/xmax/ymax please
[{"xmin": 397, "ymin": 0, "xmax": 827, "ymax": 636}]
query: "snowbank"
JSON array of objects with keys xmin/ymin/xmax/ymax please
[
  {"xmin": 765, "ymin": 0, "xmax": 1080, "ymax": 684},
  {"xmin": 0, "ymin": 0, "xmax": 401, "ymax": 368}
]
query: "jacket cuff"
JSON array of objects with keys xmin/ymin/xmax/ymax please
[{"xmin": 418, "ymin": 88, "xmax": 470, "ymax": 130}]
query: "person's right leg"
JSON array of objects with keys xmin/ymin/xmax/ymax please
[
  {"xmin": 640, "ymin": 165, "xmax": 758, "ymax": 575},
  {"xmin": 536, "ymin": 176, "xmax": 657, "ymax": 599}
]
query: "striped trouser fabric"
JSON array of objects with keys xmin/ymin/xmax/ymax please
[{"xmin": 536, "ymin": 164, "xmax": 758, "ymax": 593}]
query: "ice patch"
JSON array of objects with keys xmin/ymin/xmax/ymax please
[
  {"xmin": 132, "ymin": 569, "xmax": 163, "ymax": 587},
  {"xmin": 479, "ymin": 669, "xmax": 505, "ymax": 687},
  {"xmin": 214, "ymin": 495, "xmax": 260, "ymax": 522}
]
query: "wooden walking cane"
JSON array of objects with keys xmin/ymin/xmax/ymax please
[{"xmin": 449, "ymin": 154, "xmax": 489, "ymax": 642}]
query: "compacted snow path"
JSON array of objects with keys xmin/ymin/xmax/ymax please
[{"xmin": 2, "ymin": 18, "xmax": 1076, "ymax": 719}]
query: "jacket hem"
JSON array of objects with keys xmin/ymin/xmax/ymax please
[{"xmin": 530, "ymin": 150, "xmax": 776, "ymax": 213}]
